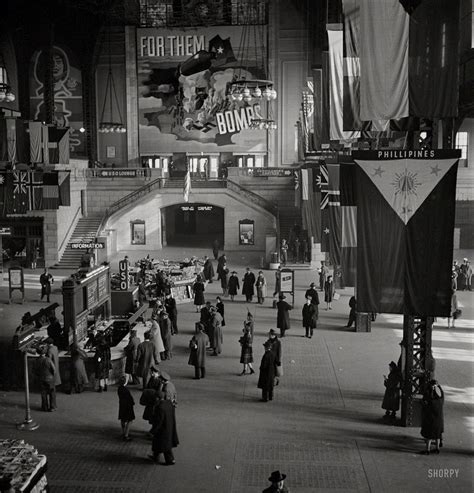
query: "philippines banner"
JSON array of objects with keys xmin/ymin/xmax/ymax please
[{"xmin": 352, "ymin": 150, "xmax": 459, "ymax": 316}]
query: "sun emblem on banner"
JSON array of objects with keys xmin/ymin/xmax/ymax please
[{"xmin": 391, "ymin": 169, "xmax": 421, "ymax": 197}]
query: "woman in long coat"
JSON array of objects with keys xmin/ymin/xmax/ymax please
[
  {"xmin": 94, "ymin": 336, "xmax": 112, "ymax": 392},
  {"xmin": 258, "ymin": 342, "xmax": 277, "ymax": 402},
  {"xmin": 150, "ymin": 319, "xmax": 165, "ymax": 360},
  {"xmin": 159, "ymin": 313, "xmax": 173, "ymax": 360},
  {"xmin": 203, "ymin": 256, "xmax": 215, "ymax": 282},
  {"xmin": 165, "ymin": 294, "xmax": 178, "ymax": 335},
  {"xmin": 242, "ymin": 268, "xmax": 256, "ymax": 302},
  {"xmin": 276, "ymin": 294, "xmax": 292, "ymax": 338},
  {"xmin": 124, "ymin": 329, "xmax": 141, "ymax": 384},
  {"xmin": 324, "ymin": 275, "xmax": 335, "ymax": 310},
  {"xmin": 210, "ymin": 308, "xmax": 223, "ymax": 356},
  {"xmin": 216, "ymin": 296, "xmax": 226, "ymax": 326},
  {"xmin": 192, "ymin": 276, "xmax": 205, "ymax": 311},
  {"xmin": 382, "ymin": 361, "xmax": 402, "ymax": 418},
  {"xmin": 255, "ymin": 271, "xmax": 267, "ymax": 304},
  {"xmin": 117, "ymin": 375, "xmax": 135, "ymax": 441},
  {"xmin": 239, "ymin": 325, "xmax": 254, "ymax": 375},
  {"xmin": 420, "ymin": 380, "xmax": 444, "ymax": 454},
  {"xmin": 228, "ymin": 271, "xmax": 240, "ymax": 301},
  {"xmin": 70, "ymin": 343, "xmax": 89, "ymax": 393},
  {"xmin": 220, "ymin": 264, "xmax": 229, "ymax": 296}
]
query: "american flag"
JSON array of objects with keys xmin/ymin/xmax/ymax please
[{"xmin": 183, "ymin": 165, "xmax": 191, "ymax": 203}]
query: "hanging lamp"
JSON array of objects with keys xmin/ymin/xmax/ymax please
[{"xmin": 98, "ymin": 27, "xmax": 126, "ymax": 133}]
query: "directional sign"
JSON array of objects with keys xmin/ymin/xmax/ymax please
[
  {"xmin": 0, "ymin": 227, "xmax": 12, "ymax": 235},
  {"xmin": 248, "ymin": 168, "xmax": 293, "ymax": 177},
  {"xmin": 70, "ymin": 242, "xmax": 105, "ymax": 249}
]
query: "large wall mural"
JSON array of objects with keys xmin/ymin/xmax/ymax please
[
  {"xmin": 29, "ymin": 45, "xmax": 85, "ymax": 156},
  {"xmin": 137, "ymin": 26, "xmax": 268, "ymax": 154}
]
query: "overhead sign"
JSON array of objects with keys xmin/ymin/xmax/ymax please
[
  {"xmin": 0, "ymin": 227, "xmax": 12, "ymax": 235},
  {"xmin": 70, "ymin": 242, "xmax": 105, "ymax": 250},
  {"xmin": 248, "ymin": 168, "xmax": 293, "ymax": 177},
  {"xmin": 118, "ymin": 259, "xmax": 130, "ymax": 291},
  {"xmin": 96, "ymin": 170, "xmax": 138, "ymax": 178}
]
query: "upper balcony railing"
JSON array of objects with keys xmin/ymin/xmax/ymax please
[{"xmin": 139, "ymin": 0, "xmax": 267, "ymax": 27}]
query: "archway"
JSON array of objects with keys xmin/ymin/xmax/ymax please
[{"xmin": 162, "ymin": 203, "xmax": 224, "ymax": 248}]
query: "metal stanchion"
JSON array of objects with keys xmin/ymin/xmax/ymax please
[{"xmin": 16, "ymin": 351, "xmax": 39, "ymax": 431}]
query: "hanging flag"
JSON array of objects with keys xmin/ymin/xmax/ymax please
[
  {"xmin": 25, "ymin": 171, "xmax": 43, "ymax": 210},
  {"xmin": 301, "ymin": 166, "xmax": 322, "ymax": 244},
  {"xmin": 353, "ymin": 150, "xmax": 459, "ymax": 316},
  {"xmin": 208, "ymin": 35, "xmax": 237, "ymax": 67},
  {"xmin": 43, "ymin": 171, "xmax": 60, "ymax": 209},
  {"xmin": 327, "ymin": 26, "xmax": 360, "ymax": 141},
  {"xmin": 183, "ymin": 165, "xmax": 191, "ymax": 203},
  {"xmin": 5, "ymin": 171, "xmax": 29, "ymax": 214},
  {"xmin": 340, "ymin": 161, "xmax": 357, "ymax": 287},
  {"xmin": 359, "ymin": 0, "xmax": 460, "ymax": 121},
  {"xmin": 327, "ymin": 164, "xmax": 341, "ymax": 268},
  {"xmin": 294, "ymin": 170, "xmax": 301, "ymax": 208},
  {"xmin": 58, "ymin": 171, "xmax": 71, "ymax": 206},
  {"xmin": 28, "ymin": 122, "xmax": 43, "ymax": 164},
  {"xmin": 319, "ymin": 162, "xmax": 330, "ymax": 253},
  {"xmin": 301, "ymin": 168, "xmax": 309, "ymax": 201},
  {"xmin": 0, "ymin": 172, "xmax": 5, "ymax": 216}
]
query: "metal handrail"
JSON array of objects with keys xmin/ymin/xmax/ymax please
[
  {"xmin": 226, "ymin": 178, "xmax": 278, "ymax": 216},
  {"xmin": 96, "ymin": 177, "xmax": 165, "ymax": 235},
  {"xmin": 58, "ymin": 205, "xmax": 82, "ymax": 254}
]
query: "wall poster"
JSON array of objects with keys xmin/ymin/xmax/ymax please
[
  {"xmin": 131, "ymin": 220, "xmax": 146, "ymax": 245},
  {"xmin": 239, "ymin": 219, "xmax": 254, "ymax": 245},
  {"xmin": 137, "ymin": 26, "xmax": 268, "ymax": 155}
]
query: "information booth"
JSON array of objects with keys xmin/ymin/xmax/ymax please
[{"xmin": 62, "ymin": 265, "xmax": 112, "ymax": 346}]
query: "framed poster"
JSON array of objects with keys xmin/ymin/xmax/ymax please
[
  {"xmin": 239, "ymin": 219, "xmax": 254, "ymax": 245},
  {"xmin": 280, "ymin": 269, "xmax": 294, "ymax": 293},
  {"xmin": 131, "ymin": 220, "xmax": 146, "ymax": 245},
  {"xmin": 106, "ymin": 146, "xmax": 116, "ymax": 158}
]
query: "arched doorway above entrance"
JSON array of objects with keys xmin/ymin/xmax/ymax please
[{"xmin": 163, "ymin": 203, "xmax": 224, "ymax": 248}]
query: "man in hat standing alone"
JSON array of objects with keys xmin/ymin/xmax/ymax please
[
  {"xmin": 276, "ymin": 293, "xmax": 292, "ymax": 338},
  {"xmin": 258, "ymin": 341, "xmax": 277, "ymax": 402},
  {"xmin": 263, "ymin": 470, "xmax": 290, "ymax": 492}
]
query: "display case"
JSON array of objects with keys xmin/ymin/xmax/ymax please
[{"xmin": 62, "ymin": 265, "xmax": 112, "ymax": 346}]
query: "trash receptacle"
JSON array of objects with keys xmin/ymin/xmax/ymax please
[{"xmin": 271, "ymin": 252, "xmax": 279, "ymax": 263}]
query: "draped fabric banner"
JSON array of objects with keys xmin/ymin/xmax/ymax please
[
  {"xmin": 327, "ymin": 26, "xmax": 359, "ymax": 141},
  {"xmin": 342, "ymin": 0, "xmax": 363, "ymax": 131},
  {"xmin": 358, "ymin": 0, "xmax": 460, "ymax": 121},
  {"xmin": 408, "ymin": 0, "xmax": 460, "ymax": 118},
  {"xmin": 327, "ymin": 164, "xmax": 341, "ymax": 267},
  {"xmin": 58, "ymin": 171, "xmax": 71, "ymax": 206},
  {"xmin": 28, "ymin": 121, "xmax": 42, "ymax": 164},
  {"xmin": 301, "ymin": 166, "xmax": 321, "ymax": 244},
  {"xmin": 359, "ymin": 0, "xmax": 409, "ymax": 121},
  {"xmin": 43, "ymin": 172, "xmax": 60, "ymax": 209},
  {"xmin": 319, "ymin": 162, "xmax": 330, "ymax": 253},
  {"xmin": 340, "ymin": 162, "xmax": 357, "ymax": 287},
  {"xmin": 353, "ymin": 150, "xmax": 459, "ymax": 316}
]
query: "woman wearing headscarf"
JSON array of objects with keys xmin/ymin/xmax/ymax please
[
  {"xmin": 255, "ymin": 271, "xmax": 267, "ymax": 304},
  {"xmin": 228, "ymin": 271, "xmax": 240, "ymax": 301},
  {"xmin": 324, "ymin": 275, "xmax": 335, "ymax": 310},
  {"xmin": 94, "ymin": 334, "xmax": 112, "ymax": 392},
  {"xmin": 239, "ymin": 324, "xmax": 255, "ymax": 375},
  {"xmin": 69, "ymin": 342, "xmax": 89, "ymax": 393},
  {"xmin": 420, "ymin": 380, "xmax": 444, "ymax": 454},
  {"xmin": 192, "ymin": 275, "xmax": 205, "ymax": 312},
  {"xmin": 382, "ymin": 361, "xmax": 402, "ymax": 419}
]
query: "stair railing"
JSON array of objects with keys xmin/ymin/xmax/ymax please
[
  {"xmin": 95, "ymin": 177, "xmax": 165, "ymax": 236},
  {"xmin": 58, "ymin": 205, "xmax": 82, "ymax": 256},
  {"xmin": 226, "ymin": 178, "xmax": 278, "ymax": 216}
]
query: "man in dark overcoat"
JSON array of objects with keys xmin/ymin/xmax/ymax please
[
  {"xmin": 149, "ymin": 391, "xmax": 179, "ymax": 465},
  {"xmin": 304, "ymin": 282, "xmax": 319, "ymax": 306},
  {"xmin": 203, "ymin": 256, "xmax": 215, "ymax": 282},
  {"xmin": 164, "ymin": 293, "xmax": 178, "ymax": 335},
  {"xmin": 302, "ymin": 296, "xmax": 318, "ymax": 338},
  {"xmin": 136, "ymin": 332, "xmax": 159, "ymax": 389},
  {"xmin": 188, "ymin": 323, "xmax": 209, "ymax": 379},
  {"xmin": 39, "ymin": 268, "xmax": 54, "ymax": 302},
  {"xmin": 242, "ymin": 267, "xmax": 256, "ymax": 302},
  {"xmin": 34, "ymin": 346, "xmax": 57, "ymax": 411},
  {"xmin": 258, "ymin": 341, "xmax": 277, "ymax": 402},
  {"xmin": 217, "ymin": 254, "xmax": 227, "ymax": 280},
  {"xmin": 276, "ymin": 294, "xmax": 292, "ymax": 337}
]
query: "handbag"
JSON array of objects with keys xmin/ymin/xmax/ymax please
[
  {"xmin": 453, "ymin": 308, "xmax": 462, "ymax": 320},
  {"xmin": 333, "ymin": 292, "xmax": 340, "ymax": 301}
]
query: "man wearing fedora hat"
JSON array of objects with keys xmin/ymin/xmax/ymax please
[
  {"xmin": 258, "ymin": 341, "xmax": 277, "ymax": 402},
  {"xmin": 263, "ymin": 470, "xmax": 289, "ymax": 492},
  {"xmin": 276, "ymin": 293, "xmax": 292, "ymax": 338}
]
